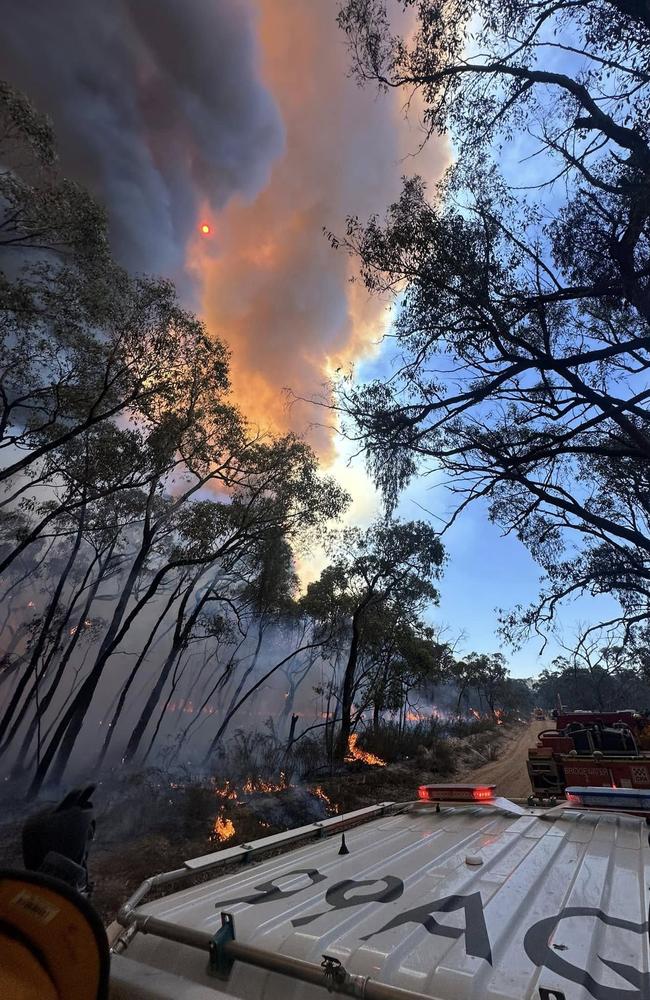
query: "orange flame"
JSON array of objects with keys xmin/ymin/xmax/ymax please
[
  {"xmin": 213, "ymin": 811, "xmax": 235, "ymax": 842},
  {"xmin": 406, "ymin": 711, "xmax": 425, "ymax": 723},
  {"xmin": 69, "ymin": 619, "xmax": 93, "ymax": 637},
  {"xmin": 312, "ymin": 785, "xmax": 338, "ymax": 812},
  {"xmin": 214, "ymin": 780, "xmax": 238, "ymax": 801},
  {"xmin": 345, "ymin": 733, "xmax": 386, "ymax": 767},
  {"xmin": 241, "ymin": 771, "xmax": 289, "ymax": 794}
]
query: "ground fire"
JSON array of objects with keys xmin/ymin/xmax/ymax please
[
  {"xmin": 213, "ymin": 812, "xmax": 236, "ymax": 842},
  {"xmin": 345, "ymin": 733, "xmax": 386, "ymax": 766}
]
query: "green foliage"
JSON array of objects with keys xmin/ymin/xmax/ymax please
[
  {"xmin": 302, "ymin": 517, "xmax": 444, "ymax": 623},
  {"xmin": 0, "ymin": 80, "xmax": 108, "ymax": 258},
  {"xmin": 301, "ymin": 517, "xmax": 444, "ymax": 757},
  {"xmin": 534, "ymin": 633, "xmax": 650, "ymax": 711}
]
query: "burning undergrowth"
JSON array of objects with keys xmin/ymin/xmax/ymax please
[
  {"xmin": 88, "ymin": 726, "xmax": 388, "ymax": 862},
  {"xmin": 345, "ymin": 733, "xmax": 386, "ymax": 767},
  {"xmin": 211, "ymin": 778, "xmax": 337, "ymax": 843},
  {"xmin": 0, "ymin": 717, "xmax": 511, "ymax": 923}
]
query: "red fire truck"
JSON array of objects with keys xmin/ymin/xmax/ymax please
[{"xmin": 527, "ymin": 708, "xmax": 650, "ymax": 797}]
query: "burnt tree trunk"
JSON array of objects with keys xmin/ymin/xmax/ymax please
[{"xmin": 335, "ymin": 610, "xmax": 362, "ymax": 761}]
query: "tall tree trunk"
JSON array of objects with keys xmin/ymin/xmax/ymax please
[
  {"xmin": 141, "ymin": 652, "xmax": 192, "ymax": 763},
  {"xmin": 206, "ymin": 621, "xmax": 265, "ymax": 749},
  {"xmin": 5, "ymin": 551, "xmax": 100, "ymax": 772},
  {"xmin": 121, "ymin": 574, "xmax": 209, "ymax": 765},
  {"xmin": 96, "ymin": 581, "xmax": 183, "ymax": 768},
  {"xmin": 37, "ymin": 529, "xmax": 243, "ymax": 785},
  {"xmin": 0, "ymin": 504, "xmax": 86, "ymax": 758},
  {"xmin": 325, "ymin": 685, "xmax": 339, "ymax": 772},
  {"xmin": 27, "ymin": 505, "xmax": 157, "ymax": 796},
  {"xmin": 173, "ymin": 635, "xmax": 247, "ymax": 751},
  {"xmin": 203, "ymin": 636, "xmax": 321, "ymax": 763},
  {"xmin": 456, "ymin": 680, "xmax": 468, "ymax": 716},
  {"xmin": 286, "ymin": 713, "xmax": 299, "ymax": 753},
  {"xmin": 335, "ymin": 611, "xmax": 362, "ymax": 760}
]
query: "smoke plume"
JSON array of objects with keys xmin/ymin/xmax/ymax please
[
  {"xmin": 191, "ymin": 0, "xmax": 449, "ymax": 454},
  {"xmin": 0, "ymin": 0, "xmax": 449, "ymax": 455}
]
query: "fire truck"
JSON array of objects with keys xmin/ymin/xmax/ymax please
[
  {"xmin": 4, "ymin": 782, "xmax": 650, "ymax": 999},
  {"xmin": 527, "ymin": 708, "xmax": 650, "ymax": 798}
]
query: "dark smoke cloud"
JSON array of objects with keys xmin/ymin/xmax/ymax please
[{"xmin": 0, "ymin": 0, "xmax": 284, "ymax": 292}]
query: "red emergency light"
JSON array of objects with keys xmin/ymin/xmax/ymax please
[{"xmin": 418, "ymin": 784, "xmax": 496, "ymax": 802}]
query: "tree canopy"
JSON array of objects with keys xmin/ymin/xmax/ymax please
[
  {"xmin": 334, "ymin": 0, "xmax": 650, "ymax": 645},
  {"xmin": 302, "ymin": 518, "xmax": 444, "ymax": 755}
]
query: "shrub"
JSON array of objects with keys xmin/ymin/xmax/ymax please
[
  {"xmin": 428, "ymin": 737, "xmax": 456, "ymax": 776},
  {"xmin": 359, "ymin": 717, "xmax": 444, "ymax": 763},
  {"xmin": 448, "ymin": 716, "xmax": 498, "ymax": 738}
]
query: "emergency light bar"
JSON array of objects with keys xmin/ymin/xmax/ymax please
[
  {"xmin": 418, "ymin": 784, "xmax": 496, "ymax": 802},
  {"xmin": 566, "ymin": 786, "xmax": 650, "ymax": 812}
]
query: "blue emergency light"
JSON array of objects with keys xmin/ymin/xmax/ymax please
[{"xmin": 566, "ymin": 786, "xmax": 650, "ymax": 811}]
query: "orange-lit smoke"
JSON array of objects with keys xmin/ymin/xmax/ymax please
[{"xmin": 190, "ymin": 0, "xmax": 449, "ymax": 459}]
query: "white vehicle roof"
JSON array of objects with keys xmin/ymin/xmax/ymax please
[{"xmin": 111, "ymin": 800, "xmax": 650, "ymax": 1000}]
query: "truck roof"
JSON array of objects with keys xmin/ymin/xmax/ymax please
[{"xmin": 112, "ymin": 799, "xmax": 650, "ymax": 1000}]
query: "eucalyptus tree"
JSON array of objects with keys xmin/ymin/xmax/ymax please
[
  {"xmin": 199, "ymin": 533, "xmax": 300, "ymax": 754},
  {"xmin": 451, "ymin": 652, "xmax": 508, "ymax": 718},
  {"xmin": 0, "ymin": 391, "xmax": 238, "ymax": 774},
  {"xmin": 360, "ymin": 611, "xmax": 450, "ymax": 734},
  {"xmin": 534, "ymin": 630, "xmax": 650, "ymax": 711},
  {"xmin": 301, "ymin": 518, "xmax": 444, "ymax": 757},
  {"xmin": 0, "ymin": 87, "xmax": 233, "ymax": 520},
  {"xmin": 0, "ymin": 82, "xmax": 355, "ymax": 792},
  {"xmin": 0, "ymin": 484, "xmax": 145, "ymax": 771},
  {"xmin": 26, "ymin": 433, "xmax": 347, "ymax": 793},
  {"xmin": 0, "ymin": 80, "xmax": 107, "ymax": 259},
  {"xmin": 335, "ymin": 0, "xmax": 650, "ymax": 639}
]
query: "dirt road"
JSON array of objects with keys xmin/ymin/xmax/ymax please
[{"xmin": 458, "ymin": 720, "xmax": 548, "ymax": 798}]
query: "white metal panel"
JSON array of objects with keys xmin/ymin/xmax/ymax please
[{"xmin": 121, "ymin": 805, "xmax": 650, "ymax": 1000}]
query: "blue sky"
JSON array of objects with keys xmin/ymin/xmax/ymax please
[{"xmin": 328, "ymin": 338, "xmax": 620, "ymax": 680}]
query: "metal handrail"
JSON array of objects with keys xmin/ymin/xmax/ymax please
[{"xmin": 127, "ymin": 910, "xmax": 435, "ymax": 1000}]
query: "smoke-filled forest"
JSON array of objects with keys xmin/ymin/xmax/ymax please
[{"xmin": 1, "ymin": 0, "xmax": 650, "ymax": 830}]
